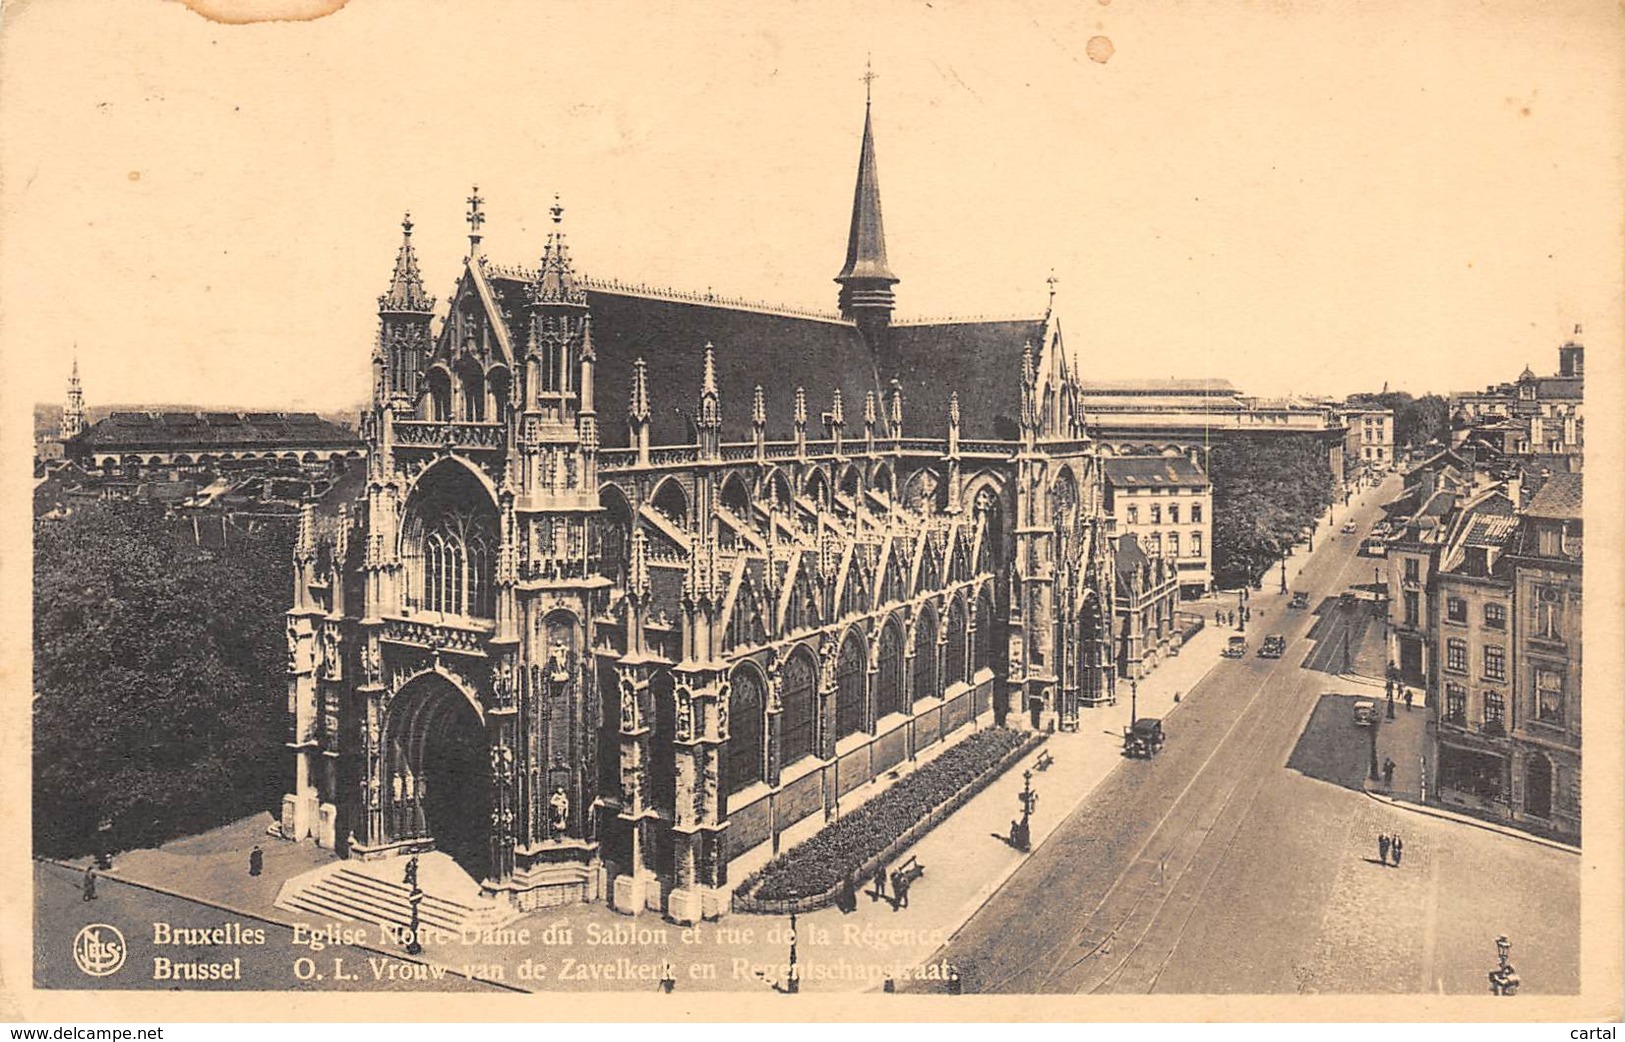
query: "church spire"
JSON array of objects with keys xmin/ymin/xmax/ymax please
[
  {"xmin": 835, "ymin": 64, "xmax": 899, "ymax": 344},
  {"xmin": 60, "ymin": 353, "xmax": 85, "ymax": 441},
  {"xmin": 378, "ymin": 213, "xmax": 434, "ymax": 314},
  {"xmin": 531, "ymin": 194, "xmax": 587, "ymax": 307}
]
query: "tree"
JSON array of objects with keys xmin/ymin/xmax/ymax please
[
  {"xmin": 33, "ymin": 505, "xmax": 292, "ymax": 858},
  {"xmin": 1207, "ymin": 434, "xmax": 1334, "ymax": 588}
]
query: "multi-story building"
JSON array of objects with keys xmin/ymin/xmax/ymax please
[
  {"xmin": 1451, "ymin": 331, "xmax": 1584, "ymax": 465},
  {"xmin": 280, "ymin": 94, "xmax": 1122, "ymax": 921},
  {"xmin": 1342, "ymin": 406, "xmax": 1394, "ymax": 479},
  {"xmin": 1102, "ymin": 456, "xmax": 1212, "ymax": 598},
  {"xmin": 1504, "ymin": 471, "xmax": 1581, "ymax": 837},
  {"xmin": 1401, "ymin": 464, "xmax": 1581, "ymax": 841},
  {"xmin": 1429, "ymin": 489, "xmax": 1518, "ymax": 814}
]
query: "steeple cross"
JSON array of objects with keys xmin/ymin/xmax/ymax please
[
  {"xmin": 862, "ymin": 57, "xmax": 878, "ymax": 105},
  {"xmin": 1046, "ymin": 269, "xmax": 1059, "ymax": 309},
  {"xmin": 466, "ymin": 186, "xmax": 485, "ymax": 243}
]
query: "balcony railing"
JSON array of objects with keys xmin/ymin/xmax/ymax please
[{"xmin": 393, "ymin": 420, "xmax": 506, "ymax": 450}]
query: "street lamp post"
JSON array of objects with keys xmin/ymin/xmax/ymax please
[
  {"xmin": 1012, "ymin": 770, "xmax": 1039, "ymax": 852},
  {"xmin": 1130, "ymin": 677, "xmax": 1138, "ymax": 724},
  {"xmin": 1368, "ymin": 717, "xmax": 1381, "ymax": 782},
  {"xmin": 1279, "ymin": 552, "xmax": 1288, "ymax": 594},
  {"xmin": 1489, "ymin": 935, "xmax": 1520, "ymax": 996},
  {"xmin": 403, "ymin": 855, "xmax": 423, "ymax": 956},
  {"xmin": 785, "ymin": 912, "xmax": 800, "ymax": 994}
]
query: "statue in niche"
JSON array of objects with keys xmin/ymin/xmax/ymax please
[{"xmin": 549, "ymin": 787, "xmax": 570, "ymax": 835}]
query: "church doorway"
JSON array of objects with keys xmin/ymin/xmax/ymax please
[{"xmin": 384, "ymin": 674, "xmax": 492, "ymax": 882}]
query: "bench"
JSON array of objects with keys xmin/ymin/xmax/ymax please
[
  {"xmin": 1033, "ymin": 750, "xmax": 1055, "ymax": 772},
  {"xmin": 892, "ymin": 856, "xmax": 925, "ymax": 889}
]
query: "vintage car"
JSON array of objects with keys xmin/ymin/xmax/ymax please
[
  {"xmin": 1361, "ymin": 536, "xmax": 1387, "ymax": 558},
  {"xmin": 1341, "ymin": 521, "xmax": 1359, "ymax": 535},
  {"xmin": 1222, "ymin": 636, "xmax": 1248, "ymax": 658},
  {"xmin": 1258, "ymin": 634, "xmax": 1286, "ymax": 658},
  {"xmin": 1289, "ymin": 591, "xmax": 1311, "ymax": 610},
  {"xmin": 1353, "ymin": 700, "xmax": 1379, "ymax": 727},
  {"xmin": 1123, "ymin": 717, "xmax": 1166, "ymax": 758}
]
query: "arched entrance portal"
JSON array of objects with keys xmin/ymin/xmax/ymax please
[{"xmin": 383, "ymin": 673, "xmax": 491, "ymax": 882}]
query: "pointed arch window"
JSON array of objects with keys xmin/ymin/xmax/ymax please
[
  {"xmin": 876, "ymin": 619, "xmax": 905, "ymax": 719},
  {"xmin": 780, "ymin": 652, "xmax": 818, "ymax": 767},
  {"xmin": 835, "ymin": 634, "xmax": 866, "ymax": 740},
  {"xmin": 913, "ymin": 609, "xmax": 939, "ymax": 704},
  {"xmin": 727, "ymin": 667, "xmax": 765, "ymax": 794},
  {"xmin": 945, "ymin": 599, "xmax": 967, "ymax": 689}
]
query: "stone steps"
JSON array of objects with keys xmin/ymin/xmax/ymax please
[{"xmin": 275, "ymin": 854, "xmax": 520, "ymax": 936}]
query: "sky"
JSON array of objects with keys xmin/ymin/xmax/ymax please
[{"xmin": 1, "ymin": 0, "xmax": 1621, "ymax": 414}]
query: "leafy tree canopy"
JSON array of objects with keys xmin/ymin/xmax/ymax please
[
  {"xmin": 33, "ymin": 505, "xmax": 292, "ymax": 858},
  {"xmin": 1207, "ymin": 434, "xmax": 1335, "ymax": 589}
]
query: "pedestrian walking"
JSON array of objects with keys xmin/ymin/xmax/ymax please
[
  {"xmin": 1391, "ymin": 836, "xmax": 1404, "ymax": 867},
  {"xmin": 891, "ymin": 871, "xmax": 911, "ymax": 910},
  {"xmin": 872, "ymin": 861, "xmax": 887, "ymax": 903},
  {"xmin": 249, "ymin": 844, "xmax": 263, "ymax": 877},
  {"xmin": 1404, "ymin": 688, "xmax": 1414, "ymax": 712},
  {"xmin": 82, "ymin": 866, "xmax": 97, "ymax": 901},
  {"xmin": 839, "ymin": 873, "xmax": 857, "ymax": 914},
  {"xmin": 1378, "ymin": 833, "xmax": 1391, "ymax": 866},
  {"xmin": 1382, "ymin": 757, "xmax": 1396, "ymax": 788}
]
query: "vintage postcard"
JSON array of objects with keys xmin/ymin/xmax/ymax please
[{"xmin": 2, "ymin": 0, "xmax": 1620, "ymax": 1025}]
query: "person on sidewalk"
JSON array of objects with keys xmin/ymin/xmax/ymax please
[
  {"xmin": 1404, "ymin": 689, "xmax": 1414, "ymax": 712},
  {"xmin": 839, "ymin": 873, "xmax": 857, "ymax": 914},
  {"xmin": 249, "ymin": 844, "xmax": 263, "ymax": 877},
  {"xmin": 872, "ymin": 861, "xmax": 887, "ymax": 903},
  {"xmin": 1378, "ymin": 833, "xmax": 1391, "ymax": 866},
  {"xmin": 82, "ymin": 866, "xmax": 97, "ymax": 901},
  {"xmin": 1391, "ymin": 835, "xmax": 1404, "ymax": 867},
  {"xmin": 891, "ymin": 871, "xmax": 911, "ymax": 910},
  {"xmin": 1382, "ymin": 757, "xmax": 1396, "ymax": 789}
]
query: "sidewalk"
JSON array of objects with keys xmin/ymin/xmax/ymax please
[{"xmin": 65, "ymin": 624, "xmax": 1228, "ymax": 993}]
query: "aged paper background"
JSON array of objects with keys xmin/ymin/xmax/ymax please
[{"xmin": 0, "ymin": 0, "xmax": 1620, "ymax": 1023}]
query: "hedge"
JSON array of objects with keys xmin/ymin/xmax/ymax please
[{"xmin": 735, "ymin": 726, "xmax": 1037, "ymax": 909}]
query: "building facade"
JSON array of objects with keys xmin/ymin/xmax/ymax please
[
  {"xmin": 282, "ymin": 98, "xmax": 1120, "ymax": 921},
  {"xmin": 1112, "ymin": 533, "xmax": 1180, "ymax": 680},
  {"xmin": 1450, "ymin": 331, "xmax": 1584, "ymax": 465},
  {"xmin": 1102, "ymin": 456, "xmax": 1212, "ymax": 597},
  {"xmin": 1342, "ymin": 406, "xmax": 1394, "ymax": 478}
]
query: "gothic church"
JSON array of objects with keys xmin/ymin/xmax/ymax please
[{"xmin": 284, "ymin": 93, "xmax": 1117, "ymax": 922}]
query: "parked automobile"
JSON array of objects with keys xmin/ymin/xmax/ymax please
[
  {"xmin": 1353, "ymin": 700, "xmax": 1379, "ymax": 727},
  {"xmin": 1222, "ymin": 636, "xmax": 1248, "ymax": 659},
  {"xmin": 1289, "ymin": 591, "xmax": 1311, "ymax": 610},
  {"xmin": 1361, "ymin": 537, "xmax": 1387, "ymax": 558},
  {"xmin": 1341, "ymin": 521, "xmax": 1358, "ymax": 535},
  {"xmin": 1123, "ymin": 717, "xmax": 1166, "ymax": 758},
  {"xmin": 1258, "ymin": 634, "xmax": 1286, "ymax": 658}
]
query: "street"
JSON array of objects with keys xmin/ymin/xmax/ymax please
[{"xmin": 912, "ymin": 478, "xmax": 1580, "ymax": 994}]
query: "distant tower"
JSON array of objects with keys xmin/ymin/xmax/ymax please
[
  {"xmin": 1559, "ymin": 324, "xmax": 1584, "ymax": 378},
  {"xmin": 60, "ymin": 355, "xmax": 86, "ymax": 441},
  {"xmin": 835, "ymin": 63, "xmax": 900, "ymax": 370}
]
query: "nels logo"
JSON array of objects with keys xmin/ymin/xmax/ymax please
[{"xmin": 72, "ymin": 924, "xmax": 127, "ymax": 977}]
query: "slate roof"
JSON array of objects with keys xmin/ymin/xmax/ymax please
[
  {"xmin": 486, "ymin": 275, "xmax": 1042, "ymax": 445},
  {"xmin": 1103, "ymin": 456, "xmax": 1209, "ymax": 488},
  {"xmin": 1523, "ymin": 470, "xmax": 1581, "ymax": 520},
  {"xmin": 74, "ymin": 411, "xmax": 362, "ymax": 451}
]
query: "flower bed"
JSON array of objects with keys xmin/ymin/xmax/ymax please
[{"xmin": 733, "ymin": 726, "xmax": 1041, "ymax": 912}]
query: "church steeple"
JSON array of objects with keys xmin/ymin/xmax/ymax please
[
  {"xmin": 835, "ymin": 64, "xmax": 899, "ymax": 353},
  {"xmin": 60, "ymin": 354, "xmax": 85, "ymax": 441},
  {"xmin": 379, "ymin": 213, "xmax": 434, "ymax": 314},
  {"xmin": 374, "ymin": 213, "xmax": 435, "ymax": 406}
]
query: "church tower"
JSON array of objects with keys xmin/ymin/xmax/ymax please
[
  {"xmin": 60, "ymin": 355, "xmax": 86, "ymax": 441},
  {"xmin": 372, "ymin": 214, "xmax": 436, "ymax": 407},
  {"xmin": 835, "ymin": 68, "xmax": 900, "ymax": 372}
]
